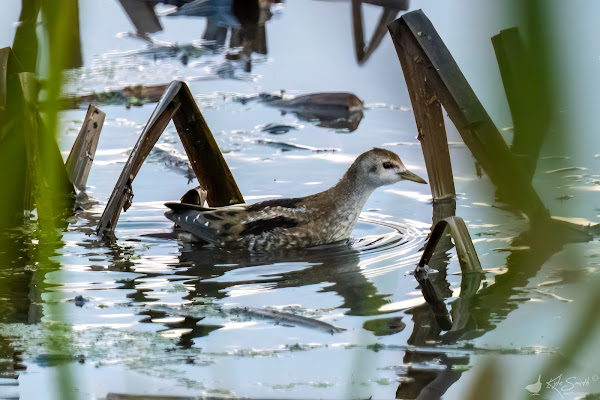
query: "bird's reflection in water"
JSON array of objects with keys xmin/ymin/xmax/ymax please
[{"xmin": 174, "ymin": 239, "xmax": 392, "ymax": 317}]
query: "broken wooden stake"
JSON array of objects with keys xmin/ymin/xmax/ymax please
[
  {"xmin": 388, "ymin": 11, "xmax": 550, "ymax": 223},
  {"xmin": 96, "ymin": 80, "xmax": 244, "ymax": 238},
  {"xmin": 413, "ymin": 216, "xmax": 483, "ymax": 331},
  {"xmin": 66, "ymin": 105, "xmax": 105, "ymax": 190}
]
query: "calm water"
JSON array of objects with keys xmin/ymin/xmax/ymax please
[{"xmin": 1, "ymin": 1, "xmax": 599, "ymax": 399}]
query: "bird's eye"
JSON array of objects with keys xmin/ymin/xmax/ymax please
[{"xmin": 382, "ymin": 162, "xmax": 393, "ymax": 169}]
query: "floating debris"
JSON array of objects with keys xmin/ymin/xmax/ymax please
[
  {"xmin": 556, "ymin": 195, "xmax": 573, "ymax": 201},
  {"xmin": 70, "ymin": 295, "xmax": 89, "ymax": 307},
  {"xmin": 253, "ymin": 138, "xmax": 339, "ymax": 153},
  {"xmin": 545, "ymin": 167, "xmax": 587, "ymax": 174},
  {"xmin": 531, "ymin": 289, "xmax": 573, "ymax": 303},
  {"xmin": 259, "ymin": 123, "xmax": 300, "ymax": 135},
  {"xmin": 363, "ymin": 317, "xmax": 406, "ymax": 336},
  {"xmin": 57, "ymin": 83, "xmax": 169, "ymax": 110},
  {"xmin": 235, "ymin": 91, "xmax": 364, "ymax": 132},
  {"xmin": 230, "ymin": 307, "xmax": 346, "ymax": 334},
  {"xmin": 541, "ymin": 155, "xmax": 571, "ymax": 160}
]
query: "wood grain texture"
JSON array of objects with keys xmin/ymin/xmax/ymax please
[
  {"xmin": 389, "ymin": 11, "xmax": 549, "ymax": 222},
  {"xmin": 66, "ymin": 105, "xmax": 105, "ymax": 189},
  {"xmin": 97, "ymin": 81, "xmax": 244, "ymax": 238}
]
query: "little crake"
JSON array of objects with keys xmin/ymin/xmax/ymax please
[{"xmin": 165, "ymin": 148, "xmax": 427, "ymax": 251}]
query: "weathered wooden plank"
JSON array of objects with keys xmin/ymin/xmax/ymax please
[
  {"xmin": 413, "ymin": 216, "xmax": 483, "ymax": 331},
  {"xmin": 418, "ymin": 216, "xmax": 482, "ymax": 273},
  {"xmin": 492, "ymin": 28, "xmax": 548, "ymax": 181},
  {"xmin": 65, "ymin": 105, "xmax": 105, "ymax": 189},
  {"xmin": 97, "ymin": 80, "xmax": 245, "ymax": 237},
  {"xmin": 389, "ymin": 18, "xmax": 455, "ymax": 200},
  {"xmin": 172, "ymin": 83, "xmax": 244, "ymax": 207},
  {"xmin": 388, "ymin": 11, "xmax": 549, "ymax": 222},
  {"xmin": 96, "ymin": 83, "xmax": 181, "ymax": 237}
]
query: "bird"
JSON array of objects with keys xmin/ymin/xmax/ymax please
[
  {"xmin": 525, "ymin": 375, "xmax": 542, "ymax": 395},
  {"xmin": 164, "ymin": 148, "xmax": 427, "ymax": 252}
]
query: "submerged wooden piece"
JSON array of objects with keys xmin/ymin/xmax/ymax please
[
  {"xmin": 413, "ymin": 216, "xmax": 483, "ymax": 331},
  {"xmin": 388, "ymin": 11, "xmax": 549, "ymax": 222},
  {"xmin": 56, "ymin": 83, "xmax": 170, "ymax": 110},
  {"xmin": 97, "ymin": 80, "xmax": 243, "ymax": 238},
  {"xmin": 66, "ymin": 105, "xmax": 105, "ymax": 189}
]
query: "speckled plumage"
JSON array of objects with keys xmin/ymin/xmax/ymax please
[{"xmin": 165, "ymin": 148, "xmax": 426, "ymax": 251}]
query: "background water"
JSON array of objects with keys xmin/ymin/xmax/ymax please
[{"xmin": 0, "ymin": 1, "xmax": 599, "ymax": 399}]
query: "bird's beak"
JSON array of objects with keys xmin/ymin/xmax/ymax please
[{"xmin": 398, "ymin": 169, "xmax": 427, "ymax": 184}]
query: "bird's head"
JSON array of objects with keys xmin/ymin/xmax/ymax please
[{"xmin": 352, "ymin": 148, "xmax": 427, "ymax": 187}]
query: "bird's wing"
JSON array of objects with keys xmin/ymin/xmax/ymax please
[{"xmin": 164, "ymin": 202, "xmax": 247, "ymax": 244}]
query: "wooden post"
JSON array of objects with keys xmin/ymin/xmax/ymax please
[
  {"xmin": 172, "ymin": 83, "xmax": 244, "ymax": 207},
  {"xmin": 413, "ymin": 216, "xmax": 483, "ymax": 331},
  {"xmin": 492, "ymin": 28, "xmax": 548, "ymax": 181},
  {"xmin": 65, "ymin": 105, "xmax": 105, "ymax": 189},
  {"xmin": 388, "ymin": 11, "xmax": 550, "ymax": 223},
  {"xmin": 390, "ymin": 15, "xmax": 455, "ymax": 201},
  {"xmin": 96, "ymin": 81, "xmax": 244, "ymax": 238},
  {"xmin": 96, "ymin": 84, "xmax": 181, "ymax": 237}
]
